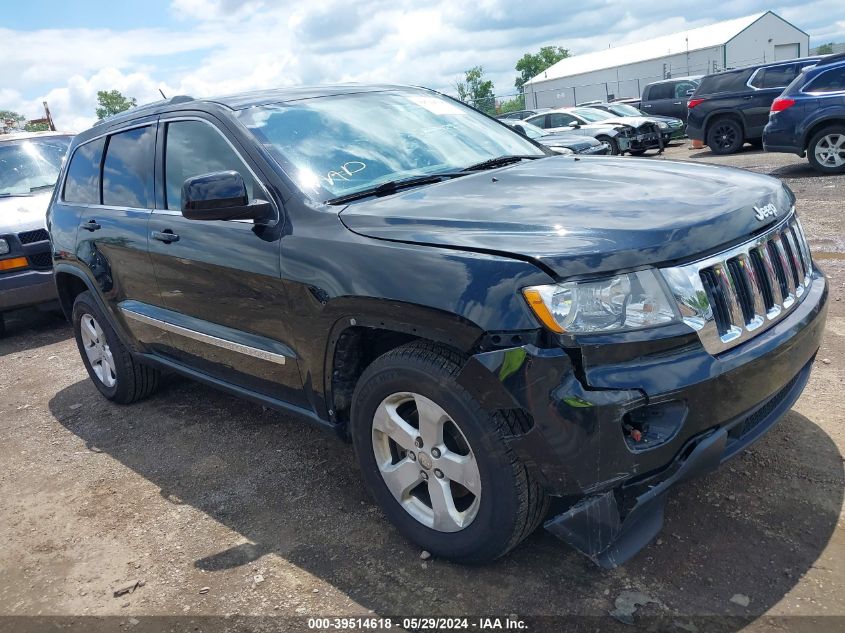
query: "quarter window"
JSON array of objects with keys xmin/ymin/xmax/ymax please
[
  {"xmin": 63, "ymin": 138, "xmax": 105, "ymax": 204},
  {"xmin": 753, "ymin": 65, "xmax": 798, "ymax": 89},
  {"xmin": 102, "ymin": 127, "xmax": 155, "ymax": 208},
  {"xmin": 164, "ymin": 120, "xmax": 256, "ymax": 210},
  {"xmin": 805, "ymin": 67, "xmax": 845, "ymax": 93}
]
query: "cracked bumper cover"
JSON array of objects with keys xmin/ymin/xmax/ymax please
[{"xmin": 457, "ymin": 269, "xmax": 827, "ymax": 566}]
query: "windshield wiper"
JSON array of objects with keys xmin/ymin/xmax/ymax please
[
  {"xmin": 462, "ymin": 154, "xmax": 543, "ymax": 172},
  {"xmin": 325, "ymin": 173, "xmax": 464, "ymax": 205}
]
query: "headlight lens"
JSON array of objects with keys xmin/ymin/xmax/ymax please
[
  {"xmin": 657, "ymin": 121, "xmax": 668, "ymax": 129},
  {"xmin": 523, "ymin": 270, "xmax": 679, "ymax": 333},
  {"xmin": 0, "ymin": 238, "xmax": 9, "ymax": 255},
  {"xmin": 551, "ymin": 146, "xmax": 575, "ymax": 155}
]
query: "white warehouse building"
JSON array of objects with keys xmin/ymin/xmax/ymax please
[{"xmin": 523, "ymin": 11, "xmax": 810, "ymax": 108}]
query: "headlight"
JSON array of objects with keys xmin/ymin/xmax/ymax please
[
  {"xmin": 657, "ymin": 121, "xmax": 668, "ymax": 129},
  {"xmin": 523, "ymin": 270, "xmax": 679, "ymax": 334},
  {"xmin": 0, "ymin": 238, "xmax": 9, "ymax": 255},
  {"xmin": 551, "ymin": 146, "xmax": 575, "ymax": 155}
]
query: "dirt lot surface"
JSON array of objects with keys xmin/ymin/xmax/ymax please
[{"xmin": 1, "ymin": 144, "xmax": 843, "ymax": 633}]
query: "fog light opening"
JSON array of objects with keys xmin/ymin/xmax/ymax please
[{"xmin": 622, "ymin": 401, "xmax": 688, "ymax": 452}]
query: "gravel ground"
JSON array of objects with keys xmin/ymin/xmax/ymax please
[{"xmin": 0, "ymin": 143, "xmax": 843, "ymax": 633}]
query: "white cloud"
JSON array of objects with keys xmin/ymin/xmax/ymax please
[{"xmin": 3, "ymin": 0, "xmax": 844, "ymax": 131}]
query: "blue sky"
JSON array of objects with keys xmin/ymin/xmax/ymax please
[{"xmin": 3, "ymin": 0, "xmax": 844, "ymax": 130}]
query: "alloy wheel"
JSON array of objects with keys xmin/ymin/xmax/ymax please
[
  {"xmin": 713, "ymin": 123, "xmax": 737, "ymax": 150},
  {"xmin": 79, "ymin": 313, "xmax": 117, "ymax": 388},
  {"xmin": 371, "ymin": 392, "xmax": 481, "ymax": 532},
  {"xmin": 814, "ymin": 134, "xmax": 845, "ymax": 168}
]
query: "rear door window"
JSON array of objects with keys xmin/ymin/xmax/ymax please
[
  {"xmin": 805, "ymin": 67, "xmax": 845, "ymax": 93},
  {"xmin": 102, "ymin": 127, "xmax": 156, "ymax": 208},
  {"xmin": 63, "ymin": 138, "xmax": 105, "ymax": 204},
  {"xmin": 525, "ymin": 114, "xmax": 547, "ymax": 128},
  {"xmin": 674, "ymin": 81, "xmax": 698, "ymax": 98},
  {"xmin": 548, "ymin": 113, "xmax": 577, "ymax": 127},
  {"xmin": 164, "ymin": 120, "xmax": 256, "ymax": 211},
  {"xmin": 646, "ymin": 83, "xmax": 674, "ymax": 100}
]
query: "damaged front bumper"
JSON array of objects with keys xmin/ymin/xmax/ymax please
[{"xmin": 457, "ymin": 268, "xmax": 827, "ymax": 567}]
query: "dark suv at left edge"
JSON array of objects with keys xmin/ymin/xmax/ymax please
[
  {"xmin": 1, "ymin": 132, "xmax": 72, "ymax": 335},
  {"xmin": 47, "ymin": 85, "xmax": 827, "ymax": 567},
  {"xmin": 764, "ymin": 53, "xmax": 845, "ymax": 173}
]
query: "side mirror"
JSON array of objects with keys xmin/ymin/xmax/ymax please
[
  {"xmin": 685, "ymin": 89, "xmax": 696, "ymax": 97},
  {"xmin": 569, "ymin": 122, "xmax": 581, "ymax": 129},
  {"xmin": 181, "ymin": 171, "xmax": 272, "ymax": 223}
]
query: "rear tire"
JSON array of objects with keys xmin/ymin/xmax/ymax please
[
  {"xmin": 596, "ymin": 135, "xmax": 620, "ymax": 155},
  {"xmin": 72, "ymin": 291, "xmax": 160, "ymax": 403},
  {"xmin": 707, "ymin": 118, "xmax": 744, "ymax": 154},
  {"xmin": 807, "ymin": 126, "xmax": 845, "ymax": 174},
  {"xmin": 350, "ymin": 342, "xmax": 548, "ymax": 563}
]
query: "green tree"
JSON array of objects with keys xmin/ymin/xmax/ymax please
[
  {"xmin": 817, "ymin": 42, "xmax": 834, "ymax": 55},
  {"xmin": 455, "ymin": 66, "xmax": 495, "ymax": 115},
  {"xmin": 0, "ymin": 110, "xmax": 26, "ymax": 133},
  {"xmin": 515, "ymin": 46, "xmax": 570, "ymax": 91},
  {"xmin": 24, "ymin": 121, "xmax": 50, "ymax": 132},
  {"xmin": 497, "ymin": 95, "xmax": 525, "ymax": 114},
  {"xmin": 95, "ymin": 90, "xmax": 137, "ymax": 120}
]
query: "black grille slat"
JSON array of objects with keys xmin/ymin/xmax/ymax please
[
  {"xmin": 727, "ymin": 258, "xmax": 754, "ymax": 324},
  {"xmin": 767, "ymin": 240, "xmax": 789, "ymax": 300},
  {"xmin": 787, "ymin": 226, "xmax": 807, "ymax": 278},
  {"xmin": 18, "ymin": 229, "xmax": 49, "ymax": 244},
  {"xmin": 27, "ymin": 252, "xmax": 53, "ymax": 269},
  {"xmin": 780, "ymin": 232, "xmax": 801, "ymax": 287},
  {"xmin": 749, "ymin": 248, "xmax": 775, "ymax": 311},
  {"xmin": 700, "ymin": 268, "xmax": 730, "ymax": 335}
]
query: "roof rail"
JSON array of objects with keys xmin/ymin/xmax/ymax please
[{"xmin": 817, "ymin": 52, "xmax": 845, "ymax": 67}]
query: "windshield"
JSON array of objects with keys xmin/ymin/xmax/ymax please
[
  {"xmin": 570, "ymin": 108, "xmax": 615, "ymax": 122},
  {"xmin": 609, "ymin": 104, "xmax": 643, "ymax": 117},
  {"xmin": 237, "ymin": 90, "xmax": 545, "ymax": 202},
  {"xmin": 0, "ymin": 136, "xmax": 71, "ymax": 197}
]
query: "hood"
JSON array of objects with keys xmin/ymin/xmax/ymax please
[
  {"xmin": 338, "ymin": 156, "xmax": 792, "ymax": 279},
  {"xmin": 0, "ymin": 191, "xmax": 52, "ymax": 234}
]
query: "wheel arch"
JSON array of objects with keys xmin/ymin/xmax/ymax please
[
  {"xmin": 801, "ymin": 116, "xmax": 845, "ymax": 151},
  {"xmin": 703, "ymin": 110, "xmax": 747, "ymax": 140},
  {"xmin": 54, "ymin": 264, "xmax": 96, "ymax": 321},
  {"xmin": 323, "ymin": 303, "xmax": 487, "ymax": 435}
]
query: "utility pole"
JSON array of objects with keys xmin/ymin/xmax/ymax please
[{"xmin": 42, "ymin": 102, "xmax": 55, "ymax": 131}]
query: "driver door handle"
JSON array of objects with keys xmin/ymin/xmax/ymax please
[
  {"xmin": 81, "ymin": 219, "xmax": 101, "ymax": 231},
  {"xmin": 152, "ymin": 229, "xmax": 180, "ymax": 243}
]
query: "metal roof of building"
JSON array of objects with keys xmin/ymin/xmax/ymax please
[{"xmin": 526, "ymin": 11, "xmax": 785, "ymax": 85}]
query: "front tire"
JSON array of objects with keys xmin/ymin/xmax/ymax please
[
  {"xmin": 596, "ymin": 135, "xmax": 620, "ymax": 155},
  {"xmin": 72, "ymin": 291, "xmax": 160, "ymax": 403},
  {"xmin": 707, "ymin": 117, "xmax": 744, "ymax": 154},
  {"xmin": 807, "ymin": 126, "xmax": 845, "ymax": 174},
  {"xmin": 350, "ymin": 342, "xmax": 548, "ymax": 563}
]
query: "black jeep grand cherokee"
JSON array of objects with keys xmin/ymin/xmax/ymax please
[{"xmin": 47, "ymin": 86, "xmax": 827, "ymax": 567}]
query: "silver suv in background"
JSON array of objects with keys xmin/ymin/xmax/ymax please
[{"xmin": 0, "ymin": 131, "xmax": 73, "ymax": 336}]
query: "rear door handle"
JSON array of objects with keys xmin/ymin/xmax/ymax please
[
  {"xmin": 81, "ymin": 219, "xmax": 101, "ymax": 231},
  {"xmin": 152, "ymin": 229, "xmax": 179, "ymax": 243},
  {"xmin": 673, "ymin": 101, "xmax": 682, "ymax": 105},
  {"xmin": 743, "ymin": 95, "xmax": 754, "ymax": 100}
]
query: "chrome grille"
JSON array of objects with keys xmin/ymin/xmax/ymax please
[{"xmin": 661, "ymin": 213, "xmax": 813, "ymax": 354}]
